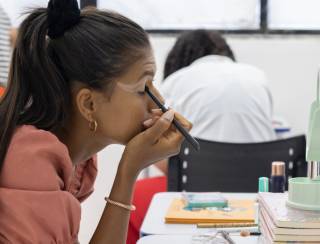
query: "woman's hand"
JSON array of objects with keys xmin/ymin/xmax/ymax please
[{"xmin": 119, "ymin": 109, "xmax": 192, "ymax": 179}]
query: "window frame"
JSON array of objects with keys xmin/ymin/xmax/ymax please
[{"xmin": 83, "ymin": 0, "xmax": 320, "ymax": 35}]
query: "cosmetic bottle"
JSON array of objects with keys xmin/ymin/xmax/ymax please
[{"xmin": 270, "ymin": 161, "xmax": 286, "ymax": 193}]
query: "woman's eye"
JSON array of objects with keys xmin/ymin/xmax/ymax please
[{"xmin": 137, "ymin": 90, "xmax": 146, "ymax": 96}]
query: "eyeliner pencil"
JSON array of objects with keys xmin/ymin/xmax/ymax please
[{"xmin": 145, "ymin": 86, "xmax": 200, "ymax": 151}]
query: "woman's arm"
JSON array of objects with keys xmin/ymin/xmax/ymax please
[
  {"xmin": 89, "ymin": 160, "xmax": 137, "ymax": 244},
  {"xmin": 90, "ymin": 110, "xmax": 191, "ymax": 244}
]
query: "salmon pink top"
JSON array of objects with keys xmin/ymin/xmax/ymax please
[{"xmin": 0, "ymin": 125, "xmax": 98, "ymax": 244}]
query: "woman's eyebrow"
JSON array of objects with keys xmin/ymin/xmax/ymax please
[{"xmin": 137, "ymin": 70, "xmax": 155, "ymax": 81}]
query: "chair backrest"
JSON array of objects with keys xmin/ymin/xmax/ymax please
[{"xmin": 168, "ymin": 135, "xmax": 307, "ymax": 192}]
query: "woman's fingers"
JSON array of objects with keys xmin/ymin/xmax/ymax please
[
  {"xmin": 151, "ymin": 108, "xmax": 163, "ymax": 116},
  {"xmin": 143, "ymin": 110, "xmax": 193, "ymax": 156},
  {"xmin": 150, "ymin": 109, "xmax": 192, "ymax": 132},
  {"xmin": 144, "ymin": 110, "xmax": 175, "ymax": 142},
  {"xmin": 165, "ymin": 112, "xmax": 193, "ymax": 144},
  {"xmin": 143, "ymin": 116, "xmax": 160, "ymax": 128},
  {"xmin": 173, "ymin": 112, "xmax": 193, "ymax": 131},
  {"xmin": 143, "ymin": 109, "xmax": 163, "ymax": 128}
]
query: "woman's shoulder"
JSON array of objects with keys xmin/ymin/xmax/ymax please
[
  {"xmin": 0, "ymin": 125, "xmax": 73, "ymax": 191},
  {"xmin": 11, "ymin": 124, "xmax": 63, "ymax": 144}
]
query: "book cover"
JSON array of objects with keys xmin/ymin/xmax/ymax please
[
  {"xmin": 258, "ymin": 192, "xmax": 320, "ymax": 229},
  {"xmin": 165, "ymin": 198, "xmax": 255, "ymax": 224},
  {"xmin": 260, "ymin": 205, "xmax": 320, "ymax": 236}
]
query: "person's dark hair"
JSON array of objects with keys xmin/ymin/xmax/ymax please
[
  {"xmin": 0, "ymin": 0, "xmax": 151, "ymax": 171},
  {"xmin": 163, "ymin": 29, "xmax": 235, "ymax": 79}
]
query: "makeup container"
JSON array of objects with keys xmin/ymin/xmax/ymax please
[
  {"xmin": 258, "ymin": 177, "xmax": 269, "ymax": 192},
  {"xmin": 270, "ymin": 161, "xmax": 286, "ymax": 193}
]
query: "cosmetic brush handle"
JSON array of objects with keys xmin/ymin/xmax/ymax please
[
  {"xmin": 172, "ymin": 118, "xmax": 200, "ymax": 151},
  {"xmin": 145, "ymin": 87, "xmax": 200, "ymax": 151}
]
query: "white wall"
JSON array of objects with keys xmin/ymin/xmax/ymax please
[
  {"xmin": 79, "ymin": 34, "xmax": 320, "ymax": 243},
  {"xmin": 225, "ymin": 35, "xmax": 319, "ymax": 135}
]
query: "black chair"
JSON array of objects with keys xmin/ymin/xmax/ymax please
[{"xmin": 168, "ymin": 135, "xmax": 307, "ymax": 192}]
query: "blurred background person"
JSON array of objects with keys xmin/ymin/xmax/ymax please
[
  {"xmin": 161, "ymin": 29, "xmax": 276, "ymax": 143},
  {"xmin": 155, "ymin": 29, "xmax": 276, "ymax": 175}
]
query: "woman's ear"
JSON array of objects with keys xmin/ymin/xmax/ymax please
[{"xmin": 75, "ymin": 88, "xmax": 97, "ymax": 121}]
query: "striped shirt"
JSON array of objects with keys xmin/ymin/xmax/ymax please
[{"xmin": 0, "ymin": 5, "xmax": 11, "ymax": 86}]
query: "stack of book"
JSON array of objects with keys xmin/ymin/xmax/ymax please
[{"xmin": 258, "ymin": 192, "xmax": 320, "ymax": 243}]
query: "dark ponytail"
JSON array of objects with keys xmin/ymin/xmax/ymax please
[
  {"xmin": 163, "ymin": 30, "xmax": 235, "ymax": 79},
  {"xmin": 0, "ymin": 0, "xmax": 151, "ymax": 171}
]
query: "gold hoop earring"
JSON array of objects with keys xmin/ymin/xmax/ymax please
[{"xmin": 89, "ymin": 120, "xmax": 98, "ymax": 132}]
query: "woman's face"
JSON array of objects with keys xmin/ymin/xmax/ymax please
[{"xmin": 93, "ymin": 50, "xmax": 163, "ymax": 145}]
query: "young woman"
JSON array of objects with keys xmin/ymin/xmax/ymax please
[{"xmin": 0, "ymin": 0, "xmax": 191, "ymax": 243}]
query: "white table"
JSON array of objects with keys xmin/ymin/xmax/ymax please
[
  {"xmin": 140, "ymin": 192, "xmax": 259, "ymax": 236},
  {"xmin": 137, "ymin": 234, "xmax": 265, "ymax": 244}
]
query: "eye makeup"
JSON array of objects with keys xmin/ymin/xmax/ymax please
[
  {"xmin": 145, "ymin": 86, "xmax": 200, "ymax": 151},
  {"xmin": 116, "ymin": 78, "xmax": 147, "ymax": 94}
]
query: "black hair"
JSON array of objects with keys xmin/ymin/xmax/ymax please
[
  {"xmin": 0, "ymin": 0, "xmax": 151, "ymax": 171},
  {"xmin": 163, "ymin": 29, "xmax": 235, "ymax": 79}
]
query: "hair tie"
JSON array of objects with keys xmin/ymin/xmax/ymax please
[{"xmin": 47, "ymin": 0, "xmax": 81, "ymax": 39}]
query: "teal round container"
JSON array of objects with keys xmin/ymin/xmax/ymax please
[{"xmin": 287, "ymin": 177, "xmax": 320, "ymax": 211}]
